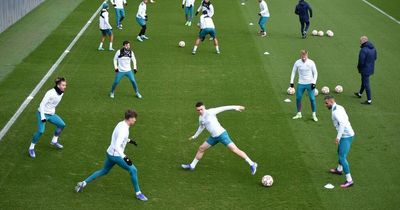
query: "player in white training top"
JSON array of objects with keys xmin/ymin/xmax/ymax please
[
  {"xmin": 181, "ymin": 102, "xmax": 258, "ymax": 175},
  {"xmin": 98, "ymin": 3, "xmax": 114, "ymax": 51}
]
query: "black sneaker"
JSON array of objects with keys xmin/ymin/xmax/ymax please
[
  {"xmin": 361, "ymin": 100, "xmax": 372, "ymax": 105},
  {"xmin": 354, "ymin": 92, "xmax": 362, "ymax": 98}
]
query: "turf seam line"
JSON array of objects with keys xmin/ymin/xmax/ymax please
[
  {"xmin": 362, "ymin": 0, "xmax": 400, "ymax": 25},
  {"xmin": 0, "ymin": 1, "xmax": 106, "ymax": 141}
]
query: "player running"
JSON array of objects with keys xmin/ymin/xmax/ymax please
[
  {"xmin": 324, "ymin": 96, "xmax": 355, "ymax": 188},
  {"xmin": 258, "ymin": 0, "xmax": 270, "ymax": 37},
  {"xmin": 28, "ymin": 77, "xmax": 67, "ymax": 158},
  {"xmin": 289, "ymin": 50, "xmax": 318, "ymax": 122},
  {"xmin": 182, "ymin": 0, "xmax": 195, "ymax": 26},
  {"xmin": 110, "ymin": 40, "xmax": 142, "ymax": 99},
  {"xmin": 192, "ymin": 11, "xmax": 220, "ymax": 55},
  {"xmin": 98, "ymin": 3, "xmax": 114, "ymax": 51},
  {"xmin": 136, "ymin": 0, "xmax": 149, "ymax": 42},
  {"xmin": 75, "ymin": 109, "xmax": 148, "ymax": 201},
  {"xmin": 181, "ymin": 102, "xmax": 258, "ymax": 175},
  {"xmin": 110, "ymin": 0, "xmax": 127, "ymax": 29}
]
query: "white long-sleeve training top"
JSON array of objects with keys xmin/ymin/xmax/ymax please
[
  {"xmin": 200, "ymin": 14, "xmax": 215, "ymax": 29},
  {"xmin": 331, "ymin": 104, "xmax": 355, "ymax": 139},
  {"xmin": 107, "ymin": 121, "xmax": 130, "ymax": 157},
  {"xmin": 99, "ymin": 9, "xmax": 112, "ymax": 30},
  {"xmin": 197, "ymin": 1, "xmax": 214, "ymax": 17},
  {"xmin": 192, "ymin": 106, "xmax": 241, "ymax": 138},
  {"xmin": 182, "ymin": 0, "xmax": 195, "ymax": 7},
  {"xmin": 113, "ymin": 50, "xmax": 137, "ymax": 72},
  {"xmin": 136, "ymin": 2, "xmax": 147, "ymax": 19},
  {"xmin": 259, "ymin": 0, "xmax": 270, "ymax": 17},
  {"xmin": 110, "ymin": 0, "xmax": 126, "ymax": 9},
  {"xmin": 38, "ymin": 88, "xmax": 63, "ymax": 120},
  {"xmin": 290, "ymin": 58, "xmax": 318, "ymax": 85}
]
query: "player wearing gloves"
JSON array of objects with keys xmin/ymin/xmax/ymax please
[
  {"xmin": 258, "ymin": 0, "xmax": 270, "ymax": 37},
  {"xmin": 75, "ymin": 109, "xmax": 148, "ymax": 201},
  {"xmin": 181, "ymin": 102, "xmax": 258, "ymax": 175},
  {"xmin": 136, "ymin": 0, "xmax": 149, "ymax": 42},
  {"xmin": 182, "ymin": 0, "xmax": 195, "ymax": 26},
  {"xmin": 195, "ymin": 0, "xmax": 214, "ymax": 17},
  {"xmin": 289, "ymin": 50, "xmax": 318, "ymax": 121},
  {"xmin": 110, "ymin": 0, "xmax": 127, "ymax": 29},
  {"xmin": 28, "ymin": 77, "xmax": 67, "ymax": 158},
  {"xmin": 110, "ymin": 40, "xmax": 142, "ymax": 99}
]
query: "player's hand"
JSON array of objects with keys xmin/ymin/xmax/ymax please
[
  {"xmin": 145, "ymin": 15, "xmax": 148, "ymax": 21},
  {"xmin": 134, "ymin": 69, "xmax": 138, "ymax": 74},
  {"xmin": 237, "ymin": 106, "xmax": 245, "ymax": 112},
  {"xmin": 335, "ymin": 138, "xmax": 340, "ymax": 145},
  {"xmin": 128, "ymin": 138, "xmax": 138, "ymax": 146},
  {"xmin": 115, "ymin": 68, "xmax": 119, "ymax": 73},
  {"xmin": 195, "ymin": 11, "xmax": 199, "ymax": 16},
  {"xmin": 182, "ymin": 4, "xmax": 184, "ymax": 9},
  {"xmin": 113, "ymin": 4, "xmax": 116, "ymax": 7},
  {"xmin": 258, "ymin": 13, "xmax": 261, "ymax": 16},
  {"xmin": 41, "ymin": 119, "xmax": 47, "ymax": 123},
  {"xmin": 124, "ymin": 3, "xmax": 127, "ymax": 6},
  {"xmin": 123, "ymin": 156, "xmax": 133, "ymax": 166},
  {"xmin": 290, "ymin": 83, "xmax": 294, "ymax": 88},
  {"xmin": 311, "ymin": 84, "xmax": 316, "ymax": 90}
]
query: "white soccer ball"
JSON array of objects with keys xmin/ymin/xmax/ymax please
[
  {"xmin": 326, "ymin": 30, "xmax": 334, "ymax": 37},
  {"xmin": 314, "ymin": 88, "xmax": 319, "ymax": 96},
  {"xmin": 178, "ymin": 41, "xmax": 185, "ymax": 48},
  {"xmin": 287, "ymin": 87, "xmax": 295, "ymax": 95},
  {"xmin": 261, "ymin": 175, "xmax": 273, "ymax": 187},
  {"xmin": 318, "ymin": 30, "xmax": 324, "ymax": 37},
  {"xmin": 335, "ymin": 85, "xmax": 343, "ymax": 93},
  {"xmin": 321, "ymin": 86, "xmax": 330, "ymax": 94},
  {"xmin": 311, "ymin": 30, "xmax": 318, "ymax": 36}
]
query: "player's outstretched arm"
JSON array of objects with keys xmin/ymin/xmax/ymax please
[{"xmin": 211, "ymin": 106, "xmax": 245, "ymax": 114}]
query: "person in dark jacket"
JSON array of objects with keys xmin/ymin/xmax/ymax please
[
  {"xmin": 355, "ymin": 36, "xmax": 377, "ymax": 105},
  {"xmin": 295, "ymin": 0, "xmax": 312, "ymax": 39}
]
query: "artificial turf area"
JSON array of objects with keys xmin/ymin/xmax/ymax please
[{"xmin": 0, "ymin": 0, "xmax": 399, "ymax": 209}]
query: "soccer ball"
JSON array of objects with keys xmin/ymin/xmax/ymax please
[
  {"xmin": 335, "ymin": 85, "xmax": 343, "ymax": 93},
  {"xmin": 314, "ymin": 88, "xmax": 319, "ymax": 96},
  {"xmin": 287, "ymin": 87, "xmax": 295, "ymax": 95},
  {"xmin": 261, "ymin": 175, "xmax": 273, "ymax": 187},
  {"xmin": 321, "ymin": 86, "xmax": 330, "ymax": 94},
  {"xmin": 326, "ymin": 30, "xmax": 334, "ymax": 37},
  {"xmin": 178, "ymin": 41, "xmax": 185, "ymax": 48},
  {"xmin": 311, "ymin": 30, "xmax": 318, "ymax": 36},
  {"xmin": 318, "ymin": 31, "xmax": 324, "ymax": 37}
]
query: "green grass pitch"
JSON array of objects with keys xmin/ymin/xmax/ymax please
[{"xmin": 0, "ymin": 0, "xmax": 399, "ymax": 209}]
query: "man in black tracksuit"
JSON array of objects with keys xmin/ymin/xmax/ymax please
[
  {"xmin": 355, "ymin": 36, "xmax": 377, "ymax": 105},
  {"xmin": 295, "ymin": 0, "xmax": 313, "ymax": 38}
]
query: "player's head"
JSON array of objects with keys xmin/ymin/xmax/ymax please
[
  {"xmin": 204, "ymin": 0, "xmax": 210, "ymax": 3},
  {"xmin": 143, "ymin": 0, "xmax": 148, "ymax": 3},
  {"xmin": 102, "ymin": 3, "xmax": 109, "ymax": 9},
  {"xmin": 300, "ymin": 50, "xmax": 308, "ymax": 62},
  {"xmin": 123, "ymin": 40, "xmax": 130, "ymax": 50},
  {"xmin": 195, "ymin": 102, "xmax": 206, "ymax": 115},
  {"xmin": 324, "ymin": 95, "xmax": 336, "ymax": 110},
  {"xmin": 360, "ymin": 36, "xmax": 368, "ymax": 45},
  {"xmin": 125, "ymin": 109, "xmax": 138, "ymax": 126},
  {"xmin": 55, "ymin": 77, "xmax": 67, "ymax": 92}
]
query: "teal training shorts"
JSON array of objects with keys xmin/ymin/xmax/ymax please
[{"xmin": 206, "ymin": 131, "xmax": 233, "ymax": 146}]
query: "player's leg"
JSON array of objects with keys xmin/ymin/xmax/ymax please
[
  {"xmin": 125, "ymin": 71, "xmax": 142, "ymax": 98},
  {"xmin": 108, "ymin": 30, "xmax": 114, "ymax": 51},
  {"xmin": 182, "ymin": 140, "xmax": 213, "ymax": 170},
  {"xmin": 211, "ymin": 30, "xmax": 219, "ymax": 54},
  {"xmin": 99, "ymin": 30, "xmax": 106, "ymax": 50},
  {"xmin": 293, "ymin": 84, "xmax": 306, "ymax": 119},
  {"xmin": 119, "ymin": 9, "xmax": 125, "ymax": 26},
  {"xmin": 188, "ymin": 6, "xmax": 194, "ymax": 26},
  {"xmin": 115, "ymin": 8, "xmax": 120, "ymax": 28},
  {"xmin": 29, "ymin": 111, "xmax": 47, "ymax": 157},
  {"xmin": 306, "ymin": 84, "xmax": 318, "ymax": 121},
  {"xmin": 358, "ymin": 75, "xmax": 365, "ymax": 95},
  {"xmin": 47, "ymin": 114, "xmax": 66, "ymax": 148},
  {"xmin": 258, "ymin": 17, "xmax": 267, "ymax": 36},
  {"xmin": 304, "ymin": 20, "xmax": 310, "ymax": 36},
  {"xmin": 193, "ymin": 31, "xmax": 205, "ymax": 54},
  {"xmin": 300, "ymin": 20, "xmax": 305, "ymax": 37},
  {"xmin": 184, "ymin": 7, "xmax": 189, "ymax": 24},
  {"xmin": 338, "ymin": 137, "xmax": 354, "ymax": 187},
  {"xmin": 76, "ymin": 154, "xmax": 115, "ymax": 192},
  {"xmin": 363, "ymin": 75, "xmax": 372, "ymax": 103},
  {"xmin": 110, "ymin": 71, "xmax": 124, "ymax": 97}
]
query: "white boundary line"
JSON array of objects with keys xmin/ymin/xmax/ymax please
[
  {"xmin": 362, "ymin": 0, "xmax": 400, "ymax": 25},
  {"xmin": 0, "ymin": 2, "xmax": 105, "ymax": 141}
]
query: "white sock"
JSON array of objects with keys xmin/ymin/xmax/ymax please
[
  {"xmin": 297, "ymin": 112, "xmax": 302, "ymax": 116},
  {"xmin": 345, "ymin": 173, "xmax": 352, "ymax": 182},
  {"xmin": 245, "ymin": 157, "xmax": 254, "ymax": 166},
  {"xmin": 193, "ymin": 46, "xmax": 198, "ymax": 52},
  {"xmin": 312, "ymin": 112, "xmax": 316, "ymax": 116},
  {"xmin": 368, "ymin": 100, "xmax": 372, "ymax": 103},
  {"xmin": 51, "ymin": 136, "xmax": 59, "ymax": 143},
  {"xmin": 29, "ymin": 143, "xmax": 35, "ymax": 150},
  {"xmin": 82, "ymin": 181, "xmax": 87, "ymax": 187},
  {"xmin": 136, "ymin": 191, "xmax": 142, "ymax": 195},
  {"xmin": 99, "ymin": 42, "xmax": 103, "ymax": 48},
  {"xmin": 337, "ymin": 164, "xmax": 343, "ymax": 171},
  {"xmin": 190, "ymin": 158, "xmax": 199, "ymax": 168},
  {"xmin": 215, "ymin": 46, "xmax": 220, "ymax": 52},
  {"xmin": 109, "ymin": 42, "xmax": 113, "ymax": 49}
]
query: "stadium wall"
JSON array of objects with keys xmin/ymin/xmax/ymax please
[{"xmin": 0, "ymin": 0, "xmax": 44, "ymax": 33}]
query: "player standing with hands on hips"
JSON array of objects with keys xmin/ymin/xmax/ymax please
[
  {"xmin": 28, "ymin": 77, "xmax": 67, "ymax": 158},
  {"xmin": 110, "ymin": 40, "xmax": 142, "ymax": 99},
  {"xmin": 290, "ymin": 50, "xmax": 318, "ymax": 122},
  {"xmin": 258, "ymin": 0, "xmax": 270, "ymax": 37},
  {"xmin": 136, "ymin": 0, "xmax": 149, "ymax": 42},
  {"xmin": 324, "ymin": 96, "xmax": 355, "ymax": 188},
  {"xmin": 181, "ymin": 102, "xmax": 258, "ymax": 175},
  {"xmin": 75, "ymin": 109, "xmax": 148, "ymax": 201}
]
